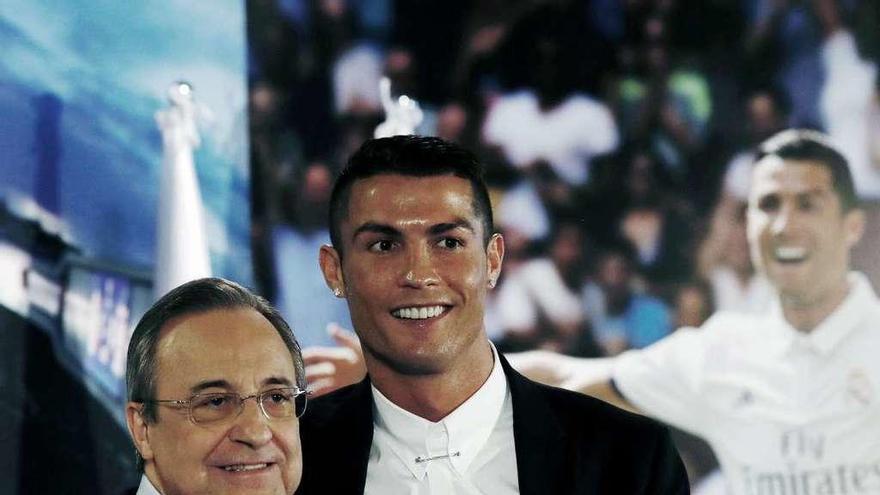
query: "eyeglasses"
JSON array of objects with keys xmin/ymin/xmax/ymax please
[{"xmin": 142, "ymin": 387, "xmax": 310, "ymax": 425}]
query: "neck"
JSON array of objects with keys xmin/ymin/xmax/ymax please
[
  {"xmin": 367, "ymin": 339, "xmax": 494, "ymax": 422},
  {"xmin": 143, "ymin": 466, "xmax": 164, "ymax": 494},
  {"xmin": 781, "ymin": 275, "xmax": 850, "ymax": 333}
]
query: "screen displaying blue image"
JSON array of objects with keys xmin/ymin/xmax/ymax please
[
  {"xmin": 0, "ymin": 0, "xmax": 252, "ymax": 283},
  {"xmin": 0, "ymin": 3, "xmax": 251, "ymax": 490}
]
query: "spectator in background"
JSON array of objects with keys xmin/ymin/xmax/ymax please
[
  {"xmin": 481, "ymin": 34, "xmax": 619, "ymax": 188},
  {"xmin": 816, "ymin": 0, "xmax": 880, "ymax": 289},
  {"xmin": 611, "ymin": 11, "xmax": 712, "ymax": 179},
  {"xmin": 273, "ymin": 161, "xmax": 352, "ymax": 347},
  {"xmin": 582, "ymin": 244, "xmax": 672, "ymax": 356},
  {"xmin": 612, "ymin": 149, "xmax": 697, "ymax": 292},
  {"xmin": 743, "ymin": 0, "xmax": 826, "ymax": 128},
  {"xmin": 672, "ymin": 280, "xmax": 714, "ymax": 329},
  {"xmin": 493, "ymin": 221, "xmax": 599, "ymax": 356},
  {"xmin": 719, "ymin": 85, "xmax": 791, "ymax": 206},
  {"xmin": 697, "ymin": 199, "xmax": 773, "ymax": 314}
]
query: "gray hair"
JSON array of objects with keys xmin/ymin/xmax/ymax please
[{"xmin": 126, "ymin": 277, "xmax": 306, "ymax": 422}]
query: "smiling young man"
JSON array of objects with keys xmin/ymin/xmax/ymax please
[
  {"xmin": 125, "ymin": 278, "xmax": 308, "ymax": 495},
  {"xmin": 506, "ymin": 129, "xmax": 880, "ymax": 494},
  {"xmin": 297, "ymin": 135, "xmax": 688, "ymax": 494}
]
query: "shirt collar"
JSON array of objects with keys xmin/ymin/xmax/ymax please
[
  {"xmin": 371, "ymin": 341, "xmax": 509, "ymax": 479},
  {"xmin": 770, "ymin": 272, "xmax": 877, "ymax": 356},
  {"xmin": 135, "ymin": 475, "xmax": 162, "ymax": 495}
]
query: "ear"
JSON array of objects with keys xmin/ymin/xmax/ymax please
[
  {"xmin": 843, "ymin": 208, "xmax": 866, "ymax": 249},
  {"xmin": 485, "ymin": 233, "xmax": 505, "ymax": 288},
  {"xmin": 126, "ymin": 402, "xmax": 155, "ymax": 462},
  {"xmin": 319, "ymin": 244, "xmax": 346, "ymax": 297}
]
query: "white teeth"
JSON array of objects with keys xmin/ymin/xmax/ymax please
[
  {"xmin": 392, "ymin": 305, "xmax": 446, "ymax": 320},
  {"xmin": 774, "ymin": 246, "xmax": 807, "ymax": 261},
  {"xmin": 223, "ymin": 463, "xmax": 268, "ymax": 472}
]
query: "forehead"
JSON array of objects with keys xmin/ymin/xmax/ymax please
[
  {"xmin": 344, "ymin": 174, "xmax": 478, "ymax": 227},
  {"xmin": 749, "ymin": 157, "xmax": 835, "ymax": 199},
  {"xmin": 154, "ymin": 308, "xmax": 296, "ymax": 391}
]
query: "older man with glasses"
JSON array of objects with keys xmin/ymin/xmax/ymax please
[{"xmin": 124, "ymin": 277, "xmax": 308, "ymax": 495}]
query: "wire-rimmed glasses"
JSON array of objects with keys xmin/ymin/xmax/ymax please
[{"xmin": 141, "ymin": 387, "xmax": 310, "ymax": 425}]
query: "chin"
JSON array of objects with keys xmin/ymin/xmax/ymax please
[{"xmin": 379, "ymin": 347, "xmax": 452, "ymax": 375}]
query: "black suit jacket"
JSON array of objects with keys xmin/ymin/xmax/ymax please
[{"xmin": 297, "ymin": 355, "xmax": 688, "ymax": 494}]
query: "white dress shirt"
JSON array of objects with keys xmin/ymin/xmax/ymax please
[
  {"xmin": 364, "ymin": 343, "xmax": 519, "ymax": 495},
  {"xmin": 135, "ymin": 475, "xmax": 161, "ymax": 495}
]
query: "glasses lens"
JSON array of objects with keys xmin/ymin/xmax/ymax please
[
  {"xmin": 260, "ymin": 388, "xmax": 298, "ymax": 419},
  {"xmin": 191, "ymin": 393, "xmax": 238, "ymax": 423}
]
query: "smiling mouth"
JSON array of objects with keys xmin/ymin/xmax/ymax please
[
  {"xmin": 391, "ymin": 305, "xmax": 449, "ymax": 320},
  {"xmin": 221, "ymin": 463, "xmax": 273, "ymax": 473},
  {"xmin": 773, "ymin": 246, "xmax": 807, "ymax": 263}
]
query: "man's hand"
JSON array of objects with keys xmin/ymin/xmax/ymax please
[{"xmin": 303, "ymin": 324, "xmax": 367, "ymax": 397}]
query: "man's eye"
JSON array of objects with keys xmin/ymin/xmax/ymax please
[
  {"xmin": 437, "ymin": 238, "xmax": 463, "ymax": 249},
  {"xmin": 758, "ymin": 196, "xmax": 779, "ymax": 213},
  {"xmin": 368, "ymin": 240, "xmax": 396, "ymax": 252},
  {"xmin": 798, "ymin": 197, "xmax": 817, "ymax": 212},
  {"xmin": 268, "ymin": 392, "xmax": 292, "ymax": 404},
  {"xmin": 193, "ymin": 395, "xmax": 230, "ymax": 409}
]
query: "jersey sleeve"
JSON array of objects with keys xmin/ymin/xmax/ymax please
[{"xmin": 612, "ymin": 325, "xmax": 710, "ymax": 436}]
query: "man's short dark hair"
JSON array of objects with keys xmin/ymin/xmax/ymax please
[
  {"xmin": 755, "ymin": 129, "xmax": 859, "ymax": 212},
  {"xmin": 328, "ymin": 135, "xmax": 495, "ymax": 255},
  {"xmin": 126, "ymin": 277, "xmax": 306, "ymax": 424}
]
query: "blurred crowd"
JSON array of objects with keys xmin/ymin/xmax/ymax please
[{"xmin": 246, "ymin": 0, "xmax": 880, "ymax": 357}]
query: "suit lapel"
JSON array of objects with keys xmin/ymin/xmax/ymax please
[
  {"xmin": 302, "ymin": 378, "xmax": 375, "ymax": 493},
  {"xmin": 501, "ymin": 355, "xmax": 573, "ymax": 495},
  {"xmin": 336, "ymin": 379, "xmax": 374, "ymax": 492}
]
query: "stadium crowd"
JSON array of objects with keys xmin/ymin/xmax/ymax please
[{"xmin": 243, "ymin": 0, "xmax": 880, "ymax": 489}]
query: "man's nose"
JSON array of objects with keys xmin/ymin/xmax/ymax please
[
  {"xmin": 401, "ymin": 244, "xmax": 439, "ymax": 288},
  {"xmin": 228, "ymin": 398, "xmax": 273, "ymax": 447},
  {"xmin": 771, "ymin": 203, "xmax": 798, "ymax": 234}
]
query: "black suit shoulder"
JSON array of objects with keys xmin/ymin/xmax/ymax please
[
  {"xmin": 529, "ymin": 378, "xmax": 668, "ymax": 444},
  {"xmin": 297, "ymin": 380, "xmax": 374, "ymax": 495},
  {"xmin": 506, "ymin": 364, "xmax": 689, "ymax": 494},
  {"xmin": 301, "ymin": 380, "xmax": 369, "ymax": 428}
]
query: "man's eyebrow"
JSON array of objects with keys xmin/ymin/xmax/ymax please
[
  {"xmin": 190, "ymin": 380, "xmax": 233, "ymax": 394},
  {"xmin": 428, "ymin": 219, "xmax": 475, "ymax": 236},
  {"xmin": 188, "ymin": 377, "xmax": 296, "ymax": 395},
  {"xmin": 798, "ymin": 187, "xmax": 831, "ymax": 198},
  {"xmin": 352, "ymin": 222, "xmax": 400, "ymax": 239},
  {"xmin": 263, "ymin": 376, "xmax": 295, "ymax": 388}
]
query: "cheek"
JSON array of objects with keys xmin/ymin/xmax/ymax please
[
  {"xmin": 447, "ymin": 255, "xmax": 488, "ymax": 296},
  {"xmin": 151, "ymin": 423, "xmax": 216, "ymax": 477},
  {"xmin": 277, "ymin": 424, "xmax": 303, "ymax": 485},
  {"xmin": 345, "ymin": 257, "xmax": 396, "ymax": 291}
]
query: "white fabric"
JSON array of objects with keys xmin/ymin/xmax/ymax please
[
  {"xmin": 494, "ymin": 258, "xmax": 583, "ymax": 334},
  {"xmin": 708, "ymin": 267, "xmax": 774, "ymax": 314},
  {"xmin": 483, "ymin": 90, "xmax": 618, "ymax": 186},
  {"xmin": 722, "ymin": 151, "xmax": 754, "ymax": 202},
  {"xmin": 365, "ymin": 343, "xmax": 518, "ymax": 495},
  {"xmin": 614, "ymin": 273, "xmax": 880, "ymax": 495},
  {"xmin": 332, "ymin": 43, "xmax": 383, "ymax": 114},
  {"xmin": 135, "ymin": 475, "xmax": 162, "ymax": 495},
  {"xmin": 496, "ymin": 180, "xmax": 550, "ymax": 241},
  {"xmin": 820, "ymin": 29, "xmax": 880, "ymax": 199}
]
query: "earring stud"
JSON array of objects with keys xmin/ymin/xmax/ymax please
[{"xmin": 333, "ymin": 287, "xmax": 343, "ymax": 297}]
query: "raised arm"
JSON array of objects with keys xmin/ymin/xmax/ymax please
[
  {"xmin": 505, "ymin": 350, "xmax": 640, "ymax": 413},
  {"xmin": 303, "ymin": 328, "xmax": 641, "ymax": 414}
]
